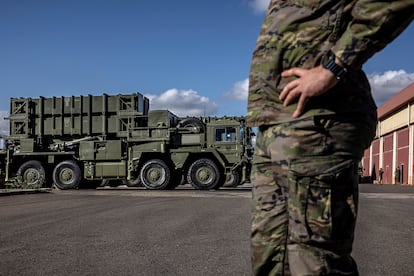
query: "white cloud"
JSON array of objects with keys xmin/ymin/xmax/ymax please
[
  {"xmin": 145, "ymin": 88, "xmax": 218, "ymax": 117},
  {"xmin": 368, "ymin": 70, "xmax": 414, "ymax": 105},
  {"xmin": 0, "ymin": 111, "xmax": 9, "ymax": 137},
  {"xmin": 249, "ymin": 0, "xmax": 270, "ymax": 13},
  {"xmin": 225, "ymin": 78, "xmax": 249, "ymax": 101}
]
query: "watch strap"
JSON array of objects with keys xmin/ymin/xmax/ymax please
[{"xmin": 322, "ymin": 52, "xmax": 347, "ymax": 80}]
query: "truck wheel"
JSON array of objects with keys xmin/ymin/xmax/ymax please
[
  {"xmin": 53, "ymin": 160, "xmax": 81, "ymax": 190},
  {"xmin": 187, "ymin": 158, "xmax": 220, "ymax": 190},
  {"xmin": 16, "ymin": 160, "xmax": 46, "ymax": 188},
  {"xmin": 140, "ymin": 159, "xmax": 171, "ymax": 190},
  {"xmin": 223, "ymin": 170, "xmax": 241, "ymax": 188}
]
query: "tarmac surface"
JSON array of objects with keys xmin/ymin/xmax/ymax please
[{"xmin": 0, "ymin": 184, "xmax": 413, "ymax": 275}]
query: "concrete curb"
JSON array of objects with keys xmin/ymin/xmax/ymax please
[{"xmin": 0, "ymin": 188, "xmax": 53, "ymax": 196}]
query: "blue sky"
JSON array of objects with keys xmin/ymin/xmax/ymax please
[{"xmin": 1, "ymin": 0, "xmax": 414, "ymax": 135}]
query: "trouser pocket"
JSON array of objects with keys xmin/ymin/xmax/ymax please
[{"xmin": 288, "ymin": 157, "xmax": 358, "ymax": 250}]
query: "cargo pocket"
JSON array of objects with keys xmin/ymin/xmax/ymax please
[{"xmin": 288, "ymin": 158, "xmax": 358, "ymax": 245}]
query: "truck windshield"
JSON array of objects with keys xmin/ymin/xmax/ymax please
[{"xmin": 215, "ymin": 127, "xmax": 237, "ymax": 142}]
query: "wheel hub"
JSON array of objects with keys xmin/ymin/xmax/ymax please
[
  {"xmin": 148, "ymin": 168, "xmax": 161, "ymax": 182},
  {"xmin": 197, "ymin": 168, "xmax": 211, "ymax": 183},
  {"xmin": 59, "ymin": 168, "xmax": 74, "ymax": 183},
  {"xmin": 25, "ymin": 169, "xmax": 39, "ymax": 184}
]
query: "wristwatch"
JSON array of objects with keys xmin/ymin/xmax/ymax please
[{"xmin": 322, "ymin": 51, "xmax": 347, "ymax": 80}]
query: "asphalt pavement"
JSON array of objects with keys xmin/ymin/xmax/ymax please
[
  {"xmin": 0, "ymin": 184, "xmax": 413, "ymax": 276},
  {"xmin": 355, "ymin": 184, "xmax": 414, "ymax": 276}
]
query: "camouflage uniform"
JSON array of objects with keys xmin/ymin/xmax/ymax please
[{"xmin": 248, "ymin": 0, "xmax": 414, "ymax": 275}]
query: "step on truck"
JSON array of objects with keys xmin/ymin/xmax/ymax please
[{"xmin": 0, "ymin": 93, "xmax": 254, "ymax": 190}]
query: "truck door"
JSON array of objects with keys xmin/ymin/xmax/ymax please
[{"xmin": 212, "ymin": 126, "xmax": 240, "ymax": 163}]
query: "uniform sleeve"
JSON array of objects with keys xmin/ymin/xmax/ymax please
[{"xmin": 332, "ymin": 1, "xmax": 414, "ymax": 69}]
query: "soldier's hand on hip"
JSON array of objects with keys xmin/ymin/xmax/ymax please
[{"xmin": 279, "ymin": 66, "xmax": 339, "ymax": 118}]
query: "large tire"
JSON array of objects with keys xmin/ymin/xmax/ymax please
[
  {"xmin": 53, "ymin": 160, "xmax": 82, "ymax": 190},
  {"xmin": 16, "ymin": 160, "xmax": 46, "ymax": 188},
  {"xmin": 140, "ymin": 159, "xmax": 171, "ymax": 190},
  {"xmin": 187, "ymin": 158, "xmax": 221, "ymax": 190},
  {"xmin": 222, "ymin": 169, "xmax": 241, "ymax": 188}
]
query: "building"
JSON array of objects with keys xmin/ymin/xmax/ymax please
[{"xmin": 362, "ymin": 82, "xmax": 414, "ymax": 185}]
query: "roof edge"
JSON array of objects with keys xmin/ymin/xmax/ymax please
[{"xmin": 377, "ymin": 82, "xmax": 414, "ymax": 120}]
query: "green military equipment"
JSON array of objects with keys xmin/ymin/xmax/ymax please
[{"xmin": 0, "ymin": 93, "xmax": 253, "ymax": 190}]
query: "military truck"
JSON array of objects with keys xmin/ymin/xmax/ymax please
[{"xmin": 0, "ymin": 93, "xmax": 253, "ymax": 190}]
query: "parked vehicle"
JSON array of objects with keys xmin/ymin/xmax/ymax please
[{"xmin": 0, "ymin": 93, "xmax": 253, "ymax": 190}]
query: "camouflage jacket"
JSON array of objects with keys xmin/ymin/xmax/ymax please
[{"xmin": 247, "ymin": 0, "xmax": 414, "ymax": 126}]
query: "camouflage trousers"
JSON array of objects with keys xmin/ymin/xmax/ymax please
[{"xmin": 251, "ymin": 113, "xmax": 376, "ymax": 275}]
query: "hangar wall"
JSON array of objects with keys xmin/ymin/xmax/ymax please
[{"xmin": 362, "ymin": 83, "xmax": 414, "ymax": 184}]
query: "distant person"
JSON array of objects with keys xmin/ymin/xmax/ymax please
[
  {"xmin": 247, "ymin": 0, "xmax": 414, "ymax": 275},
  {"xmin": 379, "ymin": 168, "xmax": 384, "ymax": 184},
  {"xmin": 394, "ymin": 166, "xmax": 401, "ymax": 185}
]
